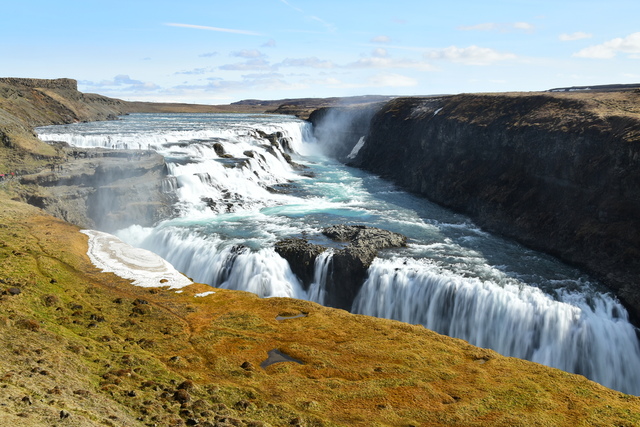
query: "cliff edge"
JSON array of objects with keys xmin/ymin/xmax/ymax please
[{"xmin": 349, "ymin": 91, "xmax": 640, "ymax": 318}]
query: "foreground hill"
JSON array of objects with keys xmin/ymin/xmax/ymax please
[{"xmin": 1, "ymin": 199, "xmax": 639, "ymax": 426}]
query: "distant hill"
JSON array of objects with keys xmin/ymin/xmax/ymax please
[{"xmin": 548, "ymin": 82, "xmax": 640, "ymax": 92}]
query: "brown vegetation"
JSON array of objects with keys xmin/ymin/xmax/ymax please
[{"xmin": 0, "ymin": 197, "xmax": 639, "ymax": 426}]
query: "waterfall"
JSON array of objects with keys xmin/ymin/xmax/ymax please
[
  {"xmin": 307, "ymin": 250, "xmax": 334, "ymax": 305},
  {"xmin": 352, "ymin": 257, "xmax": 640, "ymax": 395},
  {"xmin": 36, "ymin": 113, "xmax": 640, "ymax": 396}
]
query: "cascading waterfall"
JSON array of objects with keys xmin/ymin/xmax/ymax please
[
  {"xmin": 307, "ymin": 250, "xmax": 334, "ymax": 305},
  {"xmin": 36, "ymin": 113, "xmax": 640, "ymax": 396},
  {"xmin": 353, "ymin": 257, "xmax": 640, "ymax": 394}
]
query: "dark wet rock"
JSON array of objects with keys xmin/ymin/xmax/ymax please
[
  {"xmin": 240, "ymin": 361, "xmax": 255, "ymax": 371},
  {"xmin": 276, "ymin": 225, "xmax": 406, "ymax": 309},
  {"xmin": 274, "ymin": 238, "xmax": 327, "ymax": 287},
  {"xmin": 321, "ymin": 225, "xmax": 406, "ymax": 309},
  {"xmin": 346, "ymin": 95, "xmax": 640, "ymax": 319},
  {"xmin": 6, "ymin": 287, "xmax": 21, "ymax": 296}
]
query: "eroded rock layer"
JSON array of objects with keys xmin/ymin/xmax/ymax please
[{"xmin": 348, "ymin": 93, "xmax": 640, "ymax": 318}]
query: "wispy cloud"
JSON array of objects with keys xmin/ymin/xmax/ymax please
[
  {"xmin": 458, "ymin": 22, "xmax": 535, "ymax": 32},
  {"xmin": 371, "ymin": 35, "xmax": 391, "ymax": 44},
  {"xmin": 346, "ymin": 55, "xmax": 436, "ymax": 72},
  {"xmin": 278, "ymin": 57, "xmax": 336, "ymax": 69},
  {"xmin": 232, "ymin": 49, "xmax": 266, "ymax": 59},
  {"xmin": 219, "ymin": 59, "xmax": 272, "ymax": 71},
  {"xmin": 559, "ymin": 32, "xmax": 592, "ymax": 41},
  {"xmin": 425, "ymin": 45, "xmax": 516, "ymax": 65},
  {"xmin": 164, "ymin": 23, "xmax": 263, "ymax": 36},
  {"xmin": 574, "ymin": 32, "xmax": 640, "ymax": 59},
  {"xmin": 277, "ymin": 0, "xmax": 336, "ymax": 33},
  {"xmin": 80, "ymin": 75, "xmax": 160, "ymax": 92}
]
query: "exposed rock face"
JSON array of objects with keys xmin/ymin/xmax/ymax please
[
  {"xmin": 0, "ymin": 77, "xmax": 79, "ymax": 90},
  {"xmin": 348, "ymin": 94, "xmax": 640, "ymax": 319},
  {"xmin": 275, "ymin": 225, "xmax": 406, "ymax": 310},
  {"xmin": 307, "ymin": 104, "xmax": 383, "ymax": 161},
  {"xmin": 19, "ymin": 148, "xmax": 175, "ymax": 231}
]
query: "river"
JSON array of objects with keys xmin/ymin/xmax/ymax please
[{"xmin": 36, "ymin": 113, "xmax": 640, "ymax": 395}]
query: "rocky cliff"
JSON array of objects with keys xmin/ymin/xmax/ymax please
[{"xmin": 347, "ymin": 92, "xmax": 640, "ymax": 319}]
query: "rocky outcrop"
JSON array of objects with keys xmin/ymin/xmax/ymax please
[
  {"xmin": 348, "ymin": 93, "xmax": 640, "ymax": 319},
  {"xmin": 18, "ymin": 148, "xmax": 175, "ymax": 231},
  {"xmin": 275, "ymin": 225, "xmax": 406, "ymax": 309},
  {"xmin": 307, "ymin": 104, "xmax": 384, "ymax": 161},
  {"xmin": 0, "ymin": 77, "xmax": 78, "ymax": 90}
]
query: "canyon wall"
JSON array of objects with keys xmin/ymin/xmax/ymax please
[{"xmin": 344, "ymin": 93, "xmax": 640, "ymax": 318}]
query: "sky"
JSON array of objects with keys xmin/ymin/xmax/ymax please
[{"xmin": 2, "ymin": 0, "xmax": 640, "ymax": 104}]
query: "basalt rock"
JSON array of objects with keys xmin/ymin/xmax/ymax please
[
  {"xmin": 17, "ymin": 147, "xmax": 176, "ymax": 231},
  {"xmin": 348, "ymin": 93, "xmax": 640, "ymax": 319},
  {"xmin": 275, "ymin": 225, "xmax": 406, "ymax": 310}
]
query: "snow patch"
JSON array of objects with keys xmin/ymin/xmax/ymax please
[
  {"xmin": 82, "ymin": 229, "xmax": 193, "ymax": 289},
  {"xmin": 194, "ymin": 291, "xmax": 216, "ymax": 297},
  {"xmin": 347, "ymin": 136, "xmax": 366, "ymax": 159}
]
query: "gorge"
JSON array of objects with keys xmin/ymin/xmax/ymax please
[
  {"xmin": 2, "ymin": 78, "xmax": 640, "ymax": 425},
  {"xmin": 34, "ymin": 103, "xmax": 640, "ymax": 396}
]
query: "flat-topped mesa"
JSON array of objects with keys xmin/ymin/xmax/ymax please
[{"xmin": 0, "ymin": 77, "xmax": 78, "ymax": 91}]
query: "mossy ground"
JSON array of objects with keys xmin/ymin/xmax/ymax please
[{"xmin": 0, "ymin": 197, "xmax": 639, "ymax": 426}]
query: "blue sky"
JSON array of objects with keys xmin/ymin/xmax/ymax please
[{"xmin": 2, "ymin": 0, "xmax": 640, "ymax": 103}]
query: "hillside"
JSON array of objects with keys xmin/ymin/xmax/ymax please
[
  {"xmin": 0, "ymin": 78, "xmax": 639, "ymax": 425},
  {"xmin": 1, "ymin": 199, "xmax": 639, "ymax": 426}
]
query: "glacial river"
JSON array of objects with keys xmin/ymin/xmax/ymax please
[{"xmin": 37, "ymin": 113, "xmax": 640, "ymax": 395}]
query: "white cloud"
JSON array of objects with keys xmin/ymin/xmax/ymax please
[
  {"xmin": 368, "ymin": 73, "xmax": 418, "ymax": 87},
  {"xmin": 219, "ymin": 59, "xmax": 272, "ymax": 71},
  {"xmin": 513, "ymin": 22, "xmax": 535, "ymax": 31},
  {"xmin": 371, "ymin": 35, "xmax": 391, "ymax": 43},
  {"xmin": 457, "ymin": 22, "xmax": 535, "ymax": 32},
  {"xmin": 574, "ymin": 32, "xmax": 640, "ymax": 59},
  {"xmin": 164, "ymin": 23, "xmax": 263, "ymax": 36},
  {"xmin": 232, "ymin": 49, "xmax": 266, "ymax": 59},
  {"xmin": 372, "ymin": 48, "xmax": 388, "ymax": 58},
  {"xmin": 81, "ymin": 75, "xmax": 160, "ymax": 92},
  {"xmin": 174, "ymin": 67, "xmax": 214, "ymax": 75},
  {"xmin": 347, "ymin": 56, "xmax": 435, "ymax": 71},
  {"xmin": 199, "ymin": 52, "xmax": 218, "ymax": 58},
  {"xmin": 559, "ymin": 32, "xmax": 592, "ymax": 41},
  {"xmin": 278, "ymin": 57, "xmax": 335, "ymax": 69},
  {"xmin": 262, "ymin": 39, "xmax": 277, "ymax": 48},
  {"xmin": 425, "ymin": 45, "xmax": 516, "ymax": 65}
]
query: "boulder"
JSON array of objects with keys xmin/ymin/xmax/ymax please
[{"xmin": 275, "ymin": 225, "xmax": 406, "ymax": 310}]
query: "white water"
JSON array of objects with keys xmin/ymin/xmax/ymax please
[{"xmin": 37, "ymin": 113, "xmax": 640, "ymax": 395}]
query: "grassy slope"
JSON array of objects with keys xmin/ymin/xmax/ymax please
[{"xmin": 0, "ymin": 196, "xmax": 639, "ymax": 426}]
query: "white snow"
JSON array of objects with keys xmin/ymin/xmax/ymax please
[
  {"xmin": 347, "ymin": 136, "xmax": 366, "ymax": 159},
  {"xmin": 82, "ymin": 229, "xmax": 193, "ymax": 289},
  {"xmin": 194, "ymin": 291, "xmax": 216, "ymax": 297}
]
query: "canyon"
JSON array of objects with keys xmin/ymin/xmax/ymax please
[{"xmin": 1, "ymin": 78, "xmax": 640, "ymax": 425}]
